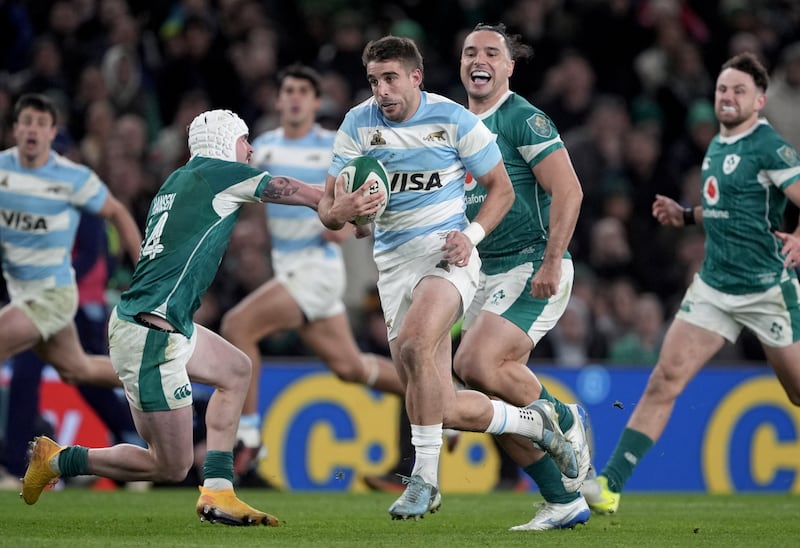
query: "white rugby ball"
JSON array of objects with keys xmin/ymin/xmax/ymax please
[{"xmin": 337, "ymin": 155, "xmax": 389, "ymax": 225}]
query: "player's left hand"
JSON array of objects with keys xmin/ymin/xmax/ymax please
[
  {"xmin": 775, "ymin": 230, "xmax": 800, "ymax": 269},
  {"xmin": 442, "ymin": 230, "xmax": 472, "ymax": 267}
]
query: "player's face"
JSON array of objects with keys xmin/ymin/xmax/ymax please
[
  {"xmin": 714, "ymin": 68, "xmax": 766, "ymax": 134},
  {"xmin": 13, "ymin": 107, "xmax": 58, "ymax": 167},
  {"xmin": 277, "ymin": 76, "xmax": 320, "ymax": 128},
  {"xmin": 235, "ymin": 134, "xmax": 253, "ymax": 164},
  {"xmin": 460, "ymin": 30, "xmax": 514, "ymax": 105},
  {"xmin": 366, "ymin": 59, "xmax": 423, "ymax": 123}
]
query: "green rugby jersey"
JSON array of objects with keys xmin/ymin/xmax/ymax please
[
  {"xmin": 465, "ymin": 92, "xmax": 567, "ymax": 274},
  {"xmin": 118, "ymin": 156, "xmax": 271, "ymax": 336},
  {"xmin": 699, "ymin": 119, "xmax": 800, "ymax": 294}
]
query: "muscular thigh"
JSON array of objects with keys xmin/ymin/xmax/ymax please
[{"xmin": 379, "ymin": 248, "xmax": 480, "ymax": 341}]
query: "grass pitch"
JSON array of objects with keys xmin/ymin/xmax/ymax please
[{"xmin": 1, "ymin": 487, "xmax": 797, "ymax": 547}]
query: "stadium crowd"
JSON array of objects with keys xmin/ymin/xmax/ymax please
[{"xmin": 1, "ymin": 0, "xmax": 800, "ymax": 376}]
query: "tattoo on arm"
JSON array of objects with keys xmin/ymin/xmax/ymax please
[{"xmin": 262, "ymin": 176, "xmax": 299, "ymax": 201}]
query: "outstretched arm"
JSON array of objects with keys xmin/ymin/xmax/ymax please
[{"xmin": 261, "ymin": 176, "xmax": 324, "ymax": 210}]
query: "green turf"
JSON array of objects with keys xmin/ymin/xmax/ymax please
[{"xmin": 1, "ymin": 487, "xmax": 797, "ymax": 547}]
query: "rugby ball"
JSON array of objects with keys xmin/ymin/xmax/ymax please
[{"xmin": 337, "ymin": 155, "xmax": 389, "ymax": 225}]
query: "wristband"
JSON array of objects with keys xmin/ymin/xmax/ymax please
[
  {"xmin": 462, "ymin": 222, "xmax": 486, "ymax": 247},
  {"xmin": 683, "ymin": 207, "xmax": 696, "ymax": 226}
]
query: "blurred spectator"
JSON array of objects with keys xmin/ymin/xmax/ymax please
[
  {"xmin": 763, "ymin": 42, "xmax": 800, "ymax": 151},
  {"xmin": 6, "ymin": 36, "xmax": 70, "ymax": 97},
  {"xmin": 156, "ymin": 13, "xmax": 244, "ymax": 124},
  {"xmin": 608, "ymin": 292, "xmax": 665, "ymax": 365},
  {"xmin": 0, "ymin": 0, "xmax": 35, "ymax": 73},
  {"xmin": 587, "ymin": 217, "xmax": 633, "ymax": 283},
  {"xmin": 535, "ymin": 296, "xmax": 607, "ymax": 367},
  {"xmin": 149, "ymin": 88, "xmax": 210, "ymax": 180},
  {"xmin": 535, "ymin": 49, "xmax": 596, "ymax": 134},
  {"xmin": 666, "ymin": 98, "xmax": 718, "ymax": 180},
  {"xmin": 79, "ymin": 99, "xmax": 115, "ymax": 169},
  {"xmin": 564, "ymin": 94, "xmax": 631, "ymax": 259}
]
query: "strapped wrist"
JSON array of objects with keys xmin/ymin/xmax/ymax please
[
  {"xmin": 683, "ymin": 207, "xmax": 696, "ymax": 226},
  {"xmin": 462, "ymin": 222, "xmax": 485, "ymax": 246}
]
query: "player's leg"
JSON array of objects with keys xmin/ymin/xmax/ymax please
[
  {"xmin": 589, "ymin": 318, "xmax": 724, "ymax": 514},
  {"xmin": 4, "ymin": 352, "xmax": 46, "ymax": 483},
  {"xmin": 765, "ymin": 343, "xmax": 800, "ymax": 405},
  {"xmin": 0, "ymin": 302, "xmax": 46, "ymax": 362},
  {"xmin": 386, "ymin": 275, "xmax": 460, "ymax": 519},
  {"xmin": 34, "ymin": 323, "xmax": 121, "ymax": 387},
  {"xmin": 299, "ymin": 313, "xmax": 404, "ymax": 395},
  {"xmin": 187, "ymin": 324, "xmax": 280, "ymax": 526}
]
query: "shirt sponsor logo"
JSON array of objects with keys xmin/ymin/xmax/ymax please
[
  {"xmin": 703, "ymin": 175, "xmax": 720, "ymax": 206},
  {"xmin": 389, "ymin": 172, "xmax": 443, "ymax": 192},
  {"xmin": 0, "ymin": 209, "xmax": 48, "ymax": 232}
]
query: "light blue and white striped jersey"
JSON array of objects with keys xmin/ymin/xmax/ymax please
[
  {"xmin": 328, "ymin": 91, "xmax": 502, "ymax": 269},
  {"xmin": 252, "ymin": 124, "xmax": 337, "ymax": 259},
  {"xmin": 0, "ymin": 147, "xmax": 108, "ymax": 300}
]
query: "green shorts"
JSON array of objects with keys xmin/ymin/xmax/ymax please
[
  {"xmin": 108, "ymin": 307, "xmax": 197, "ymax": 411},
  {"xmin": 463, "ymin": 258, "xmax": 574, "ymax": 345}
]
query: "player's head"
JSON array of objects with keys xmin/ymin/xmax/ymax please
[
  {"xmin": 715, "ymin": 52, "xmax": 769, "ymax": 133},
  {"xmin": 363, "ymin": 35, "xmax": 424, "ymax": 123},
  {"xmin": 276, "ymin": 64, "xmax": 322, "ymax": 128},
  {"xmin": 187, "ymin": 109, "xmax": 251, "ymax": 163},
  {"xmin": 461, "ymin": 23, "xmax": 533, "ymax": 106},
  {"xmin": 13, "ymin": 93, "xmax": 59, "ymax": 167}
]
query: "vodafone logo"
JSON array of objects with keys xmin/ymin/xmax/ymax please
[
  {"xmin": 703, "ymin": 176, "xmax": 720, "ymax": 206},
  {"xmin": 464, "ymin": 171, "xmax": 478, "ymax": 192}
]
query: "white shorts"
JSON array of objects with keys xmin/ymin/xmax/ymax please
[
  {"xmin": 377, "ymin": 248, "xmax": 481, "ymax": 340},
  {"xmin": 677, "ymin": 273, "xmax": 800, "ymax": 347},
  {"xmin": 13, "ymin": 285, "xmax": 78, "ymax": 340},
  {"xmin": 108, "ymin": 307, "xmax": 197, "ymax": 411},
  {"xmin": 273, "ymin": 248, "xmax": 346, "ymax": 321},
  {"xmin": 463, "ymin": 258, "xmax": 574, "ymax": 345}
]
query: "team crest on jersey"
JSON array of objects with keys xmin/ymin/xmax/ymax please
[
  {"xmin": 722, "ymin": 154, "xmax": 740, "ymax": 174},
  {"xmin": 703, "ymin": 175, "xmax": 720, "ymax": 206},
  {"xmin": 423, "ymin": 130, "xmax": 446, "ymax": 142},
  {"xmin": 702, "ymin": 157, "xmax": 710, "ymax": 170},
  {"xmin": 527, "ymin": 114, "xmax": 553, "ymax": 138},
  {"xmin": 370, "ymin": 129, "xmax": 386, "ymax": 145},
  {"xmin": 777, "ymin": 145, "xmax": 800, "ymax": 167}
]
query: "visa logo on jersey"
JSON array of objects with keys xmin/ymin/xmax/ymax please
[{"xmin": 389, "ymin": 172, "xmax": 443, "ymax": 192}]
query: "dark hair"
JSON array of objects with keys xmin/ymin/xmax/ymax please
[
  {"xmin": 13, "ymin": 93, "xmax": 58, "ymax": 124},
  {"xmin": 721, "ymin": 52, "xmax": 769, "ymax": 92},
  {"xmin": 471, "ymin": 23, "xmax": 533, "ymax": 61},
  {"xmin": 362, "ymin": 35, "xmax": 424, "ymax": 75},
  {"xmin": 278, "ymin": 63, "xmax": 322, "ymax": 97}
]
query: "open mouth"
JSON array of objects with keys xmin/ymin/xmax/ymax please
[{"xmin": 470, "ymin": 70, "xmax": 491, "ymax": 83}]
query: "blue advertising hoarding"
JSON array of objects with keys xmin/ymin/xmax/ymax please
[{"xmin": 251, "ymin": 362, "xmax": 800, "ymax": 493}]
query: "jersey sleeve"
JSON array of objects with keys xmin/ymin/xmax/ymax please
[
  {"xmin": 517, "ymin": 109, "xmax": 565, "ymax": 169},
  {"xmin": 768, "ymin": 135, "xmax": 800, "ymax": 191},
  {"xmin": 457, "ymin": 112, "xmax": 502, "ymax": 179}
]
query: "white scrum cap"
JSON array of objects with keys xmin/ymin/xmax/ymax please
[{"xmin": 187, "ymin": 109, "xmax": 249, "ymax": 161}]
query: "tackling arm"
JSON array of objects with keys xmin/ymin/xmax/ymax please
[{"xmin": 260, "ymin": 176, "xmax": 324, "ymax": 210}]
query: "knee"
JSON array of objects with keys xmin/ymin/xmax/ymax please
[
  {"xmin": 643, "ymin": 363, "xmax": 684, "ymax": 400},
  {"xmin": 328, "ymin": 360, "xmax": 363, "ymax": 384},
  {"xmin": 395, "ymin": 337, "xmax": 424, "ymax": 371},
  {"xmin": 153, "ymin": 459, "xmax": 193, "ymax": 484},
  {"xmin": 453, "ymin": 354, "xmax": 486, "ymax": 391}
]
